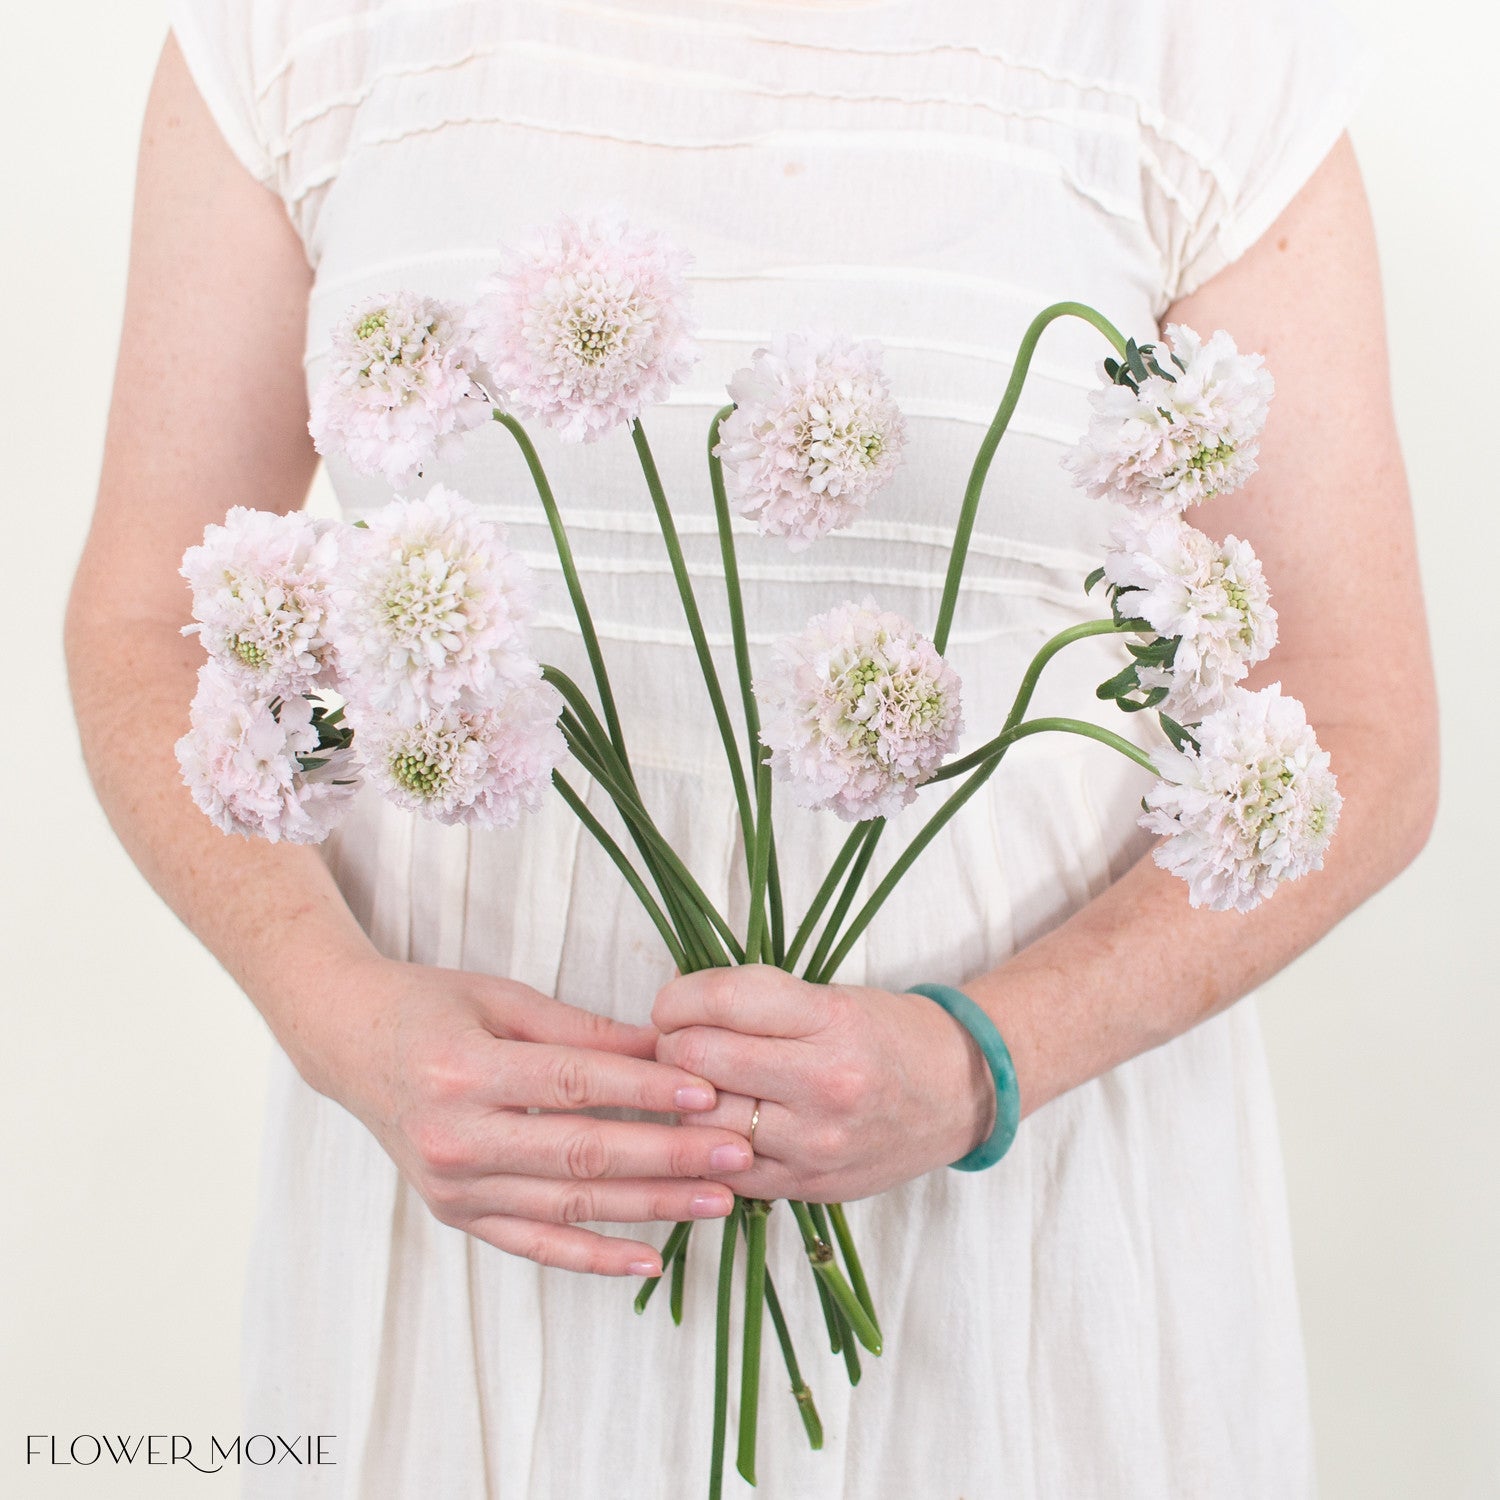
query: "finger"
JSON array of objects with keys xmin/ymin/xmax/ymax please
[
  {"xmin": 478, "ymin": 1113, "xmax": 754, "ymax": 1181},
  {"xmin": 477, "ymin": 978, "xmax": 660, "ymax": 1059},
  {"xmin": 655, "ymin": 1025, "xmax": 803, "ymax": 1105},
  {"xmin": 652, "ymin": 965, "xmax": 834, "ymax": 1041},
  {"xmin": 465, "ymin": 1174, "xmax": 736, "ymax": 1227},
  {"xmin": 679, "ymin": 1094, "xmax": 794, "ymax": 1165},
  {"xmin": 467, "ymin": 1215, "xmax": 669, "ymax": 1277},
  {"xmin": 680, "ymin": 1088, "xmax": 757, "ymax": 1138},
  {"xmin": 496, "ymin": 1043, "xmax": 720, "ymax": 1114}
]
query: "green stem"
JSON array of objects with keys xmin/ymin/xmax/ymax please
[
  {"xmin": 788, "ymin": 1202, "xmax": 883, "ymax": 1355},
  {"xmin": 632, "ymin": 419, "xmax": 755, "ymax": 856},
  {"xmin": 709, "ymin": 1201, "xmax": 743, "ymax": 1500},
  {"xmin": 541, "ymin": 667, "xmax": 724, "ymax": 965},
  {"xmin": 558, "ymin": 718, "xmax": 724, "ymax": 971},
  {"xmin": 783, "ymin": 824, "xmax": 869, "ymax": 973},
  {"xmin": 801, "ymin": 819, "xmax": 883, "ymax": 983},
  {"xmin": 812, "ymin": 717, "xmax": 1156, "ymax": 982},
  {"xmin": 827, "ymin": 1203, "xmax": 879, "ymax": 1340},
  {"xmin": 493, "ymin": 411, "xmax": 632, "ymax": 769},
  {"xmin": 550, "ymin": 690, "xmax": 743, "ymax": 965},
  {"xmin": 834, "ymin": 1301, "xmax": 863, "ymax": 1388},
  {"xmin": 708, "ymin": 406, "xmax": 759, "ymax": 767},
  {"xmin": 803, "ymin": 1204, "xmax": 847, "ymax": 1363},
  {"xmin": 670, "ymin": 1222, "xmax": 692, "ymax": 1326},
  {"xmin": 763, "ymin": 1269, "xmax": 823, "ymax": 1450},
  {"xmin": 813, "ymin": 1271, "xmax": 843, "ymax": 1356},
  {"xmin": 743, "ymin": 757, "xmax": 774, "ymax": 964},
  {"xmin": 932, "ymin": 303, "xmax": 1127, "ymax": 654},
  {"xmin": 551, "ymin": 774, "xmax": 689, "ymax": 974},
  {"xmin": 634, "ymin": 1219, "xmax": 693, "ymax": 1315},
  {"xmin": 708, "ymin": 405, "xmax": 786, "ymax": 943},
  {"xmin": 767, "ymin": 841, "xmax": 786, "ymax": 966},
  {"xmin": 736, "ymin": 1199, "xmax": 771, "ymax": 1484},
  {"xmin": 931, "ymin": 617, "xmax": 1132, "ymax": 783}
]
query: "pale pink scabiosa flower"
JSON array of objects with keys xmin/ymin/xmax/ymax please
[
  {"xmin": 1103, "ymin": 515, "xmax": 1277, "ymax": 722},
  {"xmin": 180, "ymin": 506, "xmax": 340, "ymax": 693},
  {"xmin": 1063, "ymin": 325, "xmax": 1273, "ymax": 517},
  {"xmin": 714, "ymin": 333, "xmax": 907, "ymax": 549},
  {"xmin": 1141, "ymin": 683, "xmax": 1341, "ymax": 913},
  {"xmin": 328, "ymin": 486, "xmax": 537, "ymax": 719},
  {"xmin": 352, "ymin": 679, "xmax": 565, "ymax": 828},
  {"xmin": 470, "ymin": 213, "xmax": 697, "ymax": 442},
  {"xmin": 758, "ymin": 600, "xmax": 962, "ymax": 821},
  {"xmin": 175, "ymin": 661, "xmax": 358, "ymax": 844},
  {"xmin": 308, "ymin": 292, "xmax": 489, "ymax": 489}
]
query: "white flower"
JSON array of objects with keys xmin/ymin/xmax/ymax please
[
  {"xmin": 1103, "ymin": 515, "xmax": 1278, "ymax": 722},
  {"xmin": 352, "ymin": 679, "xmax": 565, "ymax": 828},
  {"xmin": 1141, "ymin": 683, "xmax": 1341, "ymax": 912},
  {"xmin": 180, "ymin": 507, "xmax": 340, "ymax": 694},
  {"xmin": 328, "ymin": 486, "xmax": 537, "ymax": 719},
  {"xmin": 175, "ymin": 662, "xmax": 358, "ymax": 844},
  {"xmin": 470, "ymin": 213, "xmax": 698, "ymax": 442},
  {"xmin": 1063, "ymin": 325, "xmax": 1274, "ymax": 517},
  {"xmin": 714, "ymin": 333, "xmax": 907, "ymax": 549},
  {"xmin": 308, "ymin": 292, "xmax": 489, "ymax": 489},
  {"xmin": 758, "ymin": 600, "xmax": 962, "ymax": 821}
]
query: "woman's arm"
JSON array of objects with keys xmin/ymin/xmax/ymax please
[
  {"xmin": 655, "ymin": 136, "xmax": 1438, "ymax": 1197},
  {"xmin": 67, "ymin": 39, "xmax": 750, "ymax": 1275},
  {"xmin": 962, "ymin": 134, "xmax": 1436, "ymax": 1117}
]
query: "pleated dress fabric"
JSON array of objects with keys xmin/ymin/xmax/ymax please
[{"xmin": 169, "ymin": 2, "xmax": 1371, "ymax": 1494}]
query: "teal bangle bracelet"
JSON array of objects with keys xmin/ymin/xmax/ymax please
[{"xmin": 907, "ymin": 983, "xmax": 1021, "ymax": 1172}]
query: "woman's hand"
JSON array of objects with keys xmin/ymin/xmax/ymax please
[
  {"xmin": 296, "ymin": 954, "xmax": 753, "ymax": 1276},
  {"xmin": 652, "ymin": 966, "xmax": 993, "ymax": 1202}
]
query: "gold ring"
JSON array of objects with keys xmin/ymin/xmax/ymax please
[{"xmin": 748, "ymin": 1100, "xmax": 762, "ymax": 1152}]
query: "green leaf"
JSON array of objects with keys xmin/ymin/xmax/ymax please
[
  {"xmin": 1084, "ymin": 565, "xmax": 1106, "ymax": 595},
  {"xmin": 1096, "ymin": 664, "xmax": 1141, "ymax": 700},
  {"xmin": 1158, "ymin": 713, "xmax": 1199, "ymax": 753},
  {"xmin": 1118, "ymin": 685, "xmax": 1169, "ymax": 713},
  {"xmin": 1140, "ymin": 344, "xmax": 1177, "ymax": 384}
]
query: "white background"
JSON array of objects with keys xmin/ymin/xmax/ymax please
[{"xmin": 1, "ymin": 4, "xmax": 1495, "ymax": 1496}]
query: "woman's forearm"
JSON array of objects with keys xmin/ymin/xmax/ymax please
[
  {"xmin": 964, "ymin": 718, "xmax": 1437, "ymax": 1118},
  {"xmin": 65, "ymin": 598, "xmax": 378, "ymax": 1083}
]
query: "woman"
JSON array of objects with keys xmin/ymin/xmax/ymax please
[{"xmin": 67, "ymin": 0, "xmax": 1436, "ymax": 1494}]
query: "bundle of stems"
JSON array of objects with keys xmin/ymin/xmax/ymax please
[{"xmin": 492, "ymin": 303, "xmax": 1155, "ymax": 1495}]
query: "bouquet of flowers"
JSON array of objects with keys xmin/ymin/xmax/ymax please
[{"xmin": 175, "ymin": 213, "xmax": 1340, "ymax": 1496}]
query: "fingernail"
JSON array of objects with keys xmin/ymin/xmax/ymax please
[
  {"xmin": 709, "ymin": 1144, "xmax": 752, "ymax": 1171},
  {"xmin": 674, "ymin": 1085, "xmax": 715, "ymax": 1111},
  {"xmin": 627, "ymin": 1260, "xmax": 660, "ymax": 1277},
  {"xmin": 691, "ymin": 1192, "xmax": 733, "ymax": 1218}
]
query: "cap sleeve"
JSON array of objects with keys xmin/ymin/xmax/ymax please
[
  {"xmin": 1142, "ymin": 0, "xmax": 1376, "ymax": 307},
  {"xmin": 168, "ymin": 0, "xmax": 275, "ymax": 187}
]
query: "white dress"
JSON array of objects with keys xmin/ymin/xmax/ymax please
[{"xmin": 170, "ymin": 2, "xmax": 1370, "ymax": 1494}]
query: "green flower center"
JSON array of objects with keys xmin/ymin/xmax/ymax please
[
  {"xmin": 232, "ymin": 637, "xmax": 268, "ymax": 668},
  {"xmin": 1189, "ymin": 440, "xmax": 1235, "ymax": 473},
  {"xmin": 356, "ymin": 312, "xmax": 440, "ymax": 377},
  {"xmin": 390, "ymin": 749, "xmax": 446, "ymax": 799},
  {"xmin": 1221, "ymin": 577, "xmax": 1255, "ymax": 645},
  {"xmin": 567, "ymin": 313, "xmax": 623, "ymax": 366}
]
